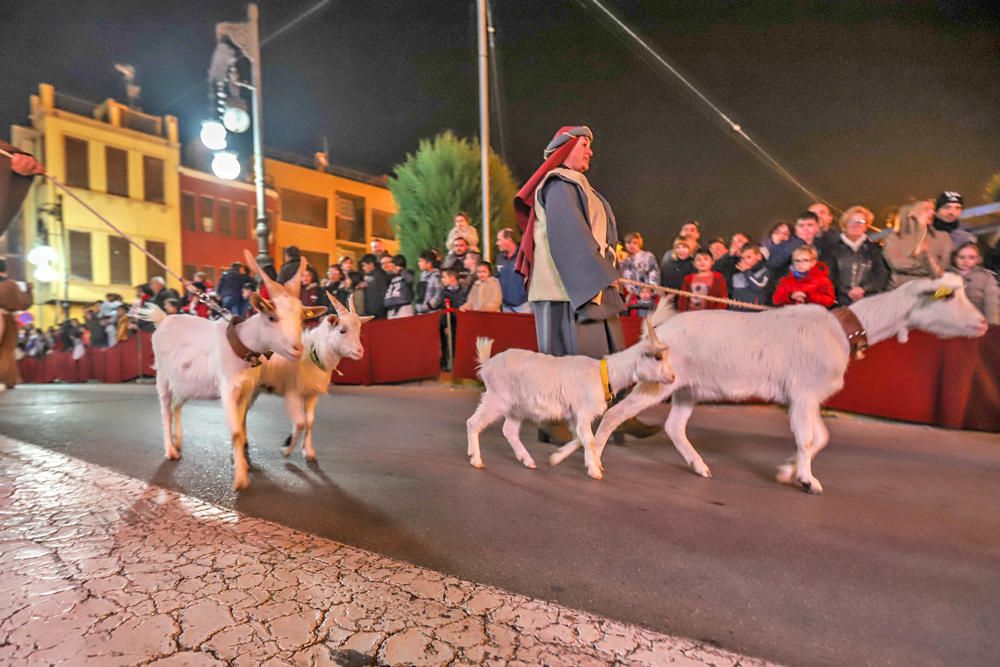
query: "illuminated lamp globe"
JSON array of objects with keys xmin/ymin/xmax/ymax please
[
  {"xmin": 27, "ymin": 245, "xmax": 58, "ymax": 266},
  {"xmin": 33, "ymin": 264, "xmax": 59, "ymax": 283},
  {"xmin": 222, "ymin": 102, "xmax": 251, "ymax": 134},
  {"xmin": 200, "ymin": 120, "xmax": 227, "ymax": 150},
  {"xmin": 211, "ymin": 151, "xmax": 241, "ymax": 181}
]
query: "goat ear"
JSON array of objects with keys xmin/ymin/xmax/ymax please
[
  {"xmin": 326, "ymin": 314, "xmax": 340, "ymax": 326},
  {"xmin": 359, "ymin": 315, "xmax": 375, "ymax": 324},
  {"xmin": 302, "ymin": 305, "xmax": 328, "ymax": 320},
  {"xmin": 250, "ymin": 292, "xmax": 275, "ymax": 313},
  {"xmin": 283, "ymin": 258, "xmax": 306, "ymax": 298}
]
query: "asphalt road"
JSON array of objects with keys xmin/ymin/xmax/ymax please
[{"xmin": 1, "ymin": 382, "xmax": 998, "ymax": 666}]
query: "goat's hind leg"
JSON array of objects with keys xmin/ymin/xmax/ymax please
[
  {"xmin": 781, "ymin": 399, "xmax": 823, "ymax": 494},
  {"xmin": 573, "ymin": 415, "xmax": 602, "ymax": 480},
  {"xmin": 466, "ymin": 396, "xmax": 501, "ymax": 469},
  {"xmin": 281, "ymin": 392, "xmax": 305, "ymax": 459}
]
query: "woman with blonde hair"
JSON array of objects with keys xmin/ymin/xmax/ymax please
[
  {"xmin": 883, "ymin": 199, "xmax": 952, "ymax": 288},
  {"xmin": 826, "ymin": 205, "xmax": 890, "ymax": 304}
]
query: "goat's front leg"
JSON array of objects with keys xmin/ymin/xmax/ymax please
[
  {"xmin": 157, "ymin": 383, "xmax": 180, "ymax": 460},
  {"xmin": 224, "ymin": 383, "xmax": 252, "ymax": 491},
  {"xmin": 573, "ymin": 415, "xmax": 602, "ymax": 480},
  {"xmin": 501, "ymin": 418, "xmax": 536, "ymax": 469},
  {"xmin": 593, "ymin": 382, "xmax": 674, "ymax": 464},
  {"xmin": 301, "ymin": 394, "xmax": 320, "ymax": 462},
  {"xmin": 281, "ymin": 391, "xmax": 305, "ymax": 458}
]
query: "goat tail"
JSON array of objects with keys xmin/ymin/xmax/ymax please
[
  {"xmin": 135, "ymin": 303, "xmax": 166, "ymax": 327},
  {"xmin": 475, "ymin": 337, "xmax": 494, "ymax": 376}
]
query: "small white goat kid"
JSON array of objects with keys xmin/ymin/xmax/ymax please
[
  {"xmin": 257, "ymin": 293, "xmax": 372, "ymax": 461},
  {"xmin": 467, "ymin": 320, "xmax": 674, "ymax": 479},
  {"xmin": 142, "ymin": 250, "xmax": 326, "ymax": 491},
  {"xmin": 557, "ymin": 274, "xmax": 988, "ymax": 494}
]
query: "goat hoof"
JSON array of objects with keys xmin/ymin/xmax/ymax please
[
  {"xmin": 281, "ymin": 446, "xmax": 293, "ymax": 458},
  {"xmin": 282, "ymin": 435, "xmax": 292, "ymax": 449},
  {"xmin": 166, "ymin": 448, "xmax": 181, "ymax": 460},
  {"xmin": 304, "ymin": 454, "xmax": 317, "ymax": 463},
  {"xmin": 232, "ymin": 477, "xmax": 250, "ymax": 491},
  {"xmin": 692, "ymin": 462, "xmax": 712, "ymax": 478},
  {"xmin": 588, "ymin": 468, "xmax": 604, "ymax": 481},
  {"xmin": 775, "ymin": 464, "xmax": 795, "ymax": 484},
  {"xmin": 521, "ymin": 458, "xmax": 537, "ymax": 469},
  {"xmin": 469, "ymin": 458, "xmax": 485, "ymax": 469},
  {"xmin": 800, "ymin": 478, "xmax": 824, "ymax": 495}
]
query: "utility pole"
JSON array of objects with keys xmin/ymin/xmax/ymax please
[{"xmin": 477, "ymin": 0, "xmax": 491, "ymax": 261}]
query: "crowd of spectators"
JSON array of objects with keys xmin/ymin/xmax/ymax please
[{"xmin": 15, "ymin": 193, "xmax": 999, "ymax": 363}]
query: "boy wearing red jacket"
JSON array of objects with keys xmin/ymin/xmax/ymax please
[
  {"xmin": 678, "ymin": 249, "xmax": 728, "ymax": 312},
  {"xmin": 773, "ymin": 245, "xmax": 835, "ymax": 307}
]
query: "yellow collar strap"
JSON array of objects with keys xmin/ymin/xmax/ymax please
[{"xmin": 599, "ymin": 358, "xmax": 613, "ymax": 402}]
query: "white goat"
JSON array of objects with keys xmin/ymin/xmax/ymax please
[
  {"xmin": 467, "ymin": 320, "xmax": 675, "ymax": 479},
  {"xmin": 554, "ymin": 274, "xmax": 988, "ymax": 494},
  {"xmin": 257, "ymin": 293, "xmax": 372, "ymax": 462},
  {"xmin": 141, "ymin": 250, "xmax": 327, "ymax": 491}
]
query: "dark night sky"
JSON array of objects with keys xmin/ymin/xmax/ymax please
[{"xmin": 2, "ymin": 0, "xmax": 998, "ymax": 253}]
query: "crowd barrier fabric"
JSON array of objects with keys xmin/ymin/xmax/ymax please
[{"xmin": 17, "ymin": 315, "xmax": 998, "ymax": 432}]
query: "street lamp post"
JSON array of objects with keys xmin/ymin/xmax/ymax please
[{"xmin": 210, "ymin": 3, "xmax": 272, "ymax": 269}]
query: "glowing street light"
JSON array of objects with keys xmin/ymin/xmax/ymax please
[
  {"xmin": 27, "ymin": 245, "xmax": 60, "ymax": 283},
  {"xmin": 211, "ymin": 151, "xmax": 241, "ymax": 180},
  {"xmin": 200, "ymin": 120, "xmax": 228, "ymax": 150},
  {"xmin": 222, "ymin": 99, "xmax": 251, "ymax": 133}
]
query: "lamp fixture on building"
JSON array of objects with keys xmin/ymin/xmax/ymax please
[
  {"xmin": 200, "ymin": 120, "xmax": 228, "ymax": 150},
  {"xmin": 211, "ymin": 151, "xmax": 242, "ymax": 181}
]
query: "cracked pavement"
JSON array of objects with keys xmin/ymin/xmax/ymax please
[{"xmin": 0, "ymin": 436, "xmax": 771, "ymax": 666}]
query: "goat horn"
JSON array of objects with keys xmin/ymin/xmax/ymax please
[
  {"xmin": 645, "ymin": 318, "xmax": 664, "ymax": 348},
  {"xmin": 325, "ymin": 289, "xmax": 349, "ymax": 316}
]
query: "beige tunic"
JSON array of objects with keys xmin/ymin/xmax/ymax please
[
  {"xmin": 0, "ymin": 278, "xmax": 33, "ymax": 386},
  {"xmin": 883, "ymin": 227, "xmax": 952, "ymax": 289}
]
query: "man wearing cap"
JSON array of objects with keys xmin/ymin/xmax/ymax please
[
  {"xmin": 515, "ymin": 126, "xmax": 624, "ymax": 358},
  {"xmin": 515, "ymin": 127, "xmax": 657, "ymax": 442},
  {"xmin": 933, "ymin": 191, "xmax": 976, "ymax": 247},
  {"xmin": 1, "ymin": 140, "xmax": 44, "ymax": 238}
]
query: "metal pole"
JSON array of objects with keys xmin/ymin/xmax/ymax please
[
  {"xmin": 246, "ymin": 3, "xmax": 272, "ymax": 268},
  {"xmin": 477, "ymin": 0, "xmax": 491, "ymax": 262}
]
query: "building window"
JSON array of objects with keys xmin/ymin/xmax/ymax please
[
  {"xmin": 105, "ymin": 146, "xmax": 129, "ymax": 197},
  {"xmin": 299, "ymin": 250, "xmax": 329, "ymax": 276},
  {"xmin": 281, "ymin": 189, "xmax": 327, "ymax": 228},
  {"xmin": 108, "ymin": 236, "xmax": 131, "ymax": 285},
  {"xmin": 68, "ymin": 230, "xmax": 92, "ymax": 280},
  {"xmin": 181, "ymin": 193, "xmax": 197, "ymax": 231},
  {"xmin": 145, "ymin": 240, "xmax": 167, "ymax": 283},
  {"xmin": 143, "ymin": 155, "xmax": 165, "ymax": 203},
  {"xmin": 200, "ymin": 196, "xmax": 214, "ymax": 233},
  {"xmin": 234, "ymin": 203, "xmax": 249, "ymax": 240},
  {"xmin": 199, "ymin": 266, "xmax": 216, "ymax": 284},
  {"xmin": 217, "ymin": 201, "xmax": 231, "ymax": 236},
  {"xmin": 183, "ymin": 264, "xmax": 197, "ymax": 280},
  {"xmin": 371, "ymin": 209, "xmax": 395, "ymax": 240},
  {"xmin": 64, "ymin": 136, "xmax": 89, "ymax": 189},
  {"xmin": 335, "ymin": 193, "xmax": 365, "ymax": 244}
]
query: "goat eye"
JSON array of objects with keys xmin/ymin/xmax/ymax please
[
  {"xmin": 268, "ymin": 315, "xmax": 278, "ymax": 323},
  {"xmin": 339, "ymin": 327, "xmax": 347, "ymax": 334}
]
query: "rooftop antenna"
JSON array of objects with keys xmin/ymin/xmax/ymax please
[{"xmin": 114, "ymin": 63, "xmax": 141, "ymax": 109}]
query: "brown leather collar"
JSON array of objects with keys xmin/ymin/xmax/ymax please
[
  {"xmin": 832, "ymin": 307, "xmax": 868, "ymax": 360},
  {"xmin": 226, "ymin": 315, "xmax": 273, "ymax": 367}
]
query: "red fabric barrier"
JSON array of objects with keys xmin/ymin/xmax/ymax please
[{"xmin": 332, "ymin": 314, "xmax": 441, "ymax": 386}]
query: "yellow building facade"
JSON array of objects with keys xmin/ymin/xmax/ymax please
[
  {"xmin": 12, "ymin": 83, "xmax": 181, "ymax": 326},
  {"xmin": 264, "ymin": 152, "xmax": 397, "ymax": 275}
]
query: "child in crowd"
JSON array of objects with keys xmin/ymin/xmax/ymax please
[
  {"xmin": 762, "ymin": 220, "xmax": 792, "ymax": 260},
  {"xmin": 728, "ymin": 244, "xmax": 771, "ymax": 310},
  {"xmin": 949, "ymin": 242, "xmax": 999, "ymax": 324},
  {"xmin": 440, "ymin": 268, "xmax": 468, "ymax": 311},
  {"xmin": 626, "ymin": 285, "xmax": 659, "ymax": 317},
  {"xmin": 659, "ymin": 237, "xmax": 696, "ymax": 291},
  {"xmin": 678, "ymin": 249, "xmax": 728, "ymax": 312},
  {"xmin": 382, "ymin": 256, "xmax": 415, "ymax": 319},
  {"xmin": 461, "ymin": 261, "xmax": 502, "ymax": 312},
  {"xmin": 620, "ymin": 231, "xmax": 660, "ymax": 294},
  {"xmin": 772, "ymin": 245, "xmax": 835, "ymax": 307}
]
